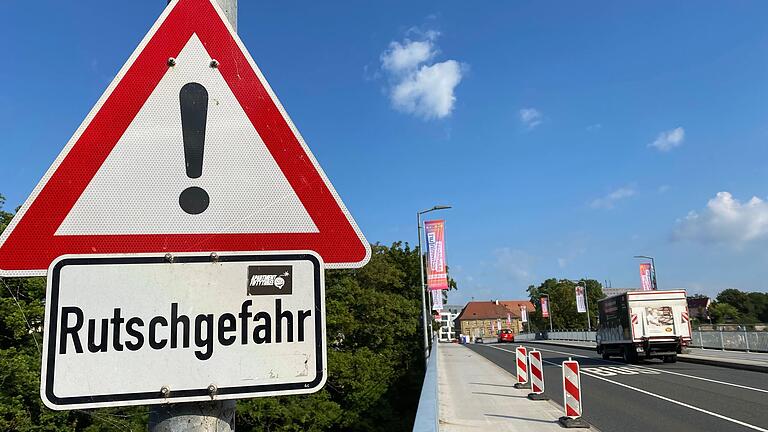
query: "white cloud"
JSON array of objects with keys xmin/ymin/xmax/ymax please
[
  {"xmin": 590, "ymin": 186, "xmax": 636, "ymax": 209},
  {"xmin": 389, "ymin": 61, "xmax": 463, "ymax": 119},
  {"xmin": 380, "ymin": 31, "xmax": 465, "ymax": 120},
  {"xmin": 586, "ymin": 123, "xmax": 602, "ymax": 132},
  {"xmin": 381, "ymin": 39, "xmax": 435, "ymax": 73},
  {"xmin": 649, "ymin": 127, "xmax": 685, "ymax": 152},
  {"xmin": 519, "ymin": 108, "xmax": 542, "ymax": 129},
  {"xmin": 673, "ymin": 192, "xmax": 768, "ymax": 245}
]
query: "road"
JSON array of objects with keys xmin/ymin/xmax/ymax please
[{"xmin": 467, "ymin": 341, "xmax": 768, "ymax": 432}]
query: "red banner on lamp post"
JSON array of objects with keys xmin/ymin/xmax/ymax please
[
  {"xmin": 424, "ymin": 220, "xmax": 449, "ymax": 290},
  {"xmin": 541, "ymin": 297, "xmax": 550, "ymax": 318},
  {"xmin": 639, "ymin": 263, "xmax": 653, "ymax": 291}
]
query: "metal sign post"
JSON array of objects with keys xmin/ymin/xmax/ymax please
[{"xmin": 153, "ymin": 3, "xmax": 234, "ymax": 431}]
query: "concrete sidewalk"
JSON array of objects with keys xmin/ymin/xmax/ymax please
[
  {"xmin": 524, "ymin": 339, "xmax": 768, "ymax": 373},
  {"xmin": 438, "ymin": 343, "xmax": 586, "ymax": 431}
]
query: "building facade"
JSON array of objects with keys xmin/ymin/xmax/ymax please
[
  {"xmin": 455, "ymin": 301, "xmax": 521, "ymax": 341},
  {"xmin": 602, "ymin": 287, "xmax": 637, "ymax": 298},
  {"xmin": 438, "ymin": 304, "xmax": 462, "ymax": 341}
]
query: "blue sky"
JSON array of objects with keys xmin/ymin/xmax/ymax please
[{"xmin": 1, "ymin": 1, "xmax": 767, "ymax": 304}]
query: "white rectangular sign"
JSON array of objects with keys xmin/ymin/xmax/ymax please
[
  {"xmin": 575, "ymin": 286, "xmax": 587, "ymax": 313},
  {"xmin": 41, "ymin": 251, "xmax": 326, "ymax": 410},
  {"xmin": 431, "ymin": 289, "xmax": 444, "ymax": 311}
]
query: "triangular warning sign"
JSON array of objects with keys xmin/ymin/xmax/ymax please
[{"xmin": 0, "ymin": 0, "xmax": 370, "ymax": 276}]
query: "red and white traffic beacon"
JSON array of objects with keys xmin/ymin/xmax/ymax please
[
  {"xmin": 558, "ymin": 359, "xmax": 590, "ymax": 428},
  {"xmin": 513, "ymin": 346, "xmax": 531, "ymax": 389},
  {"xmin": 526, "ymin": 350, "xmax": 549, "ymax": 401}
]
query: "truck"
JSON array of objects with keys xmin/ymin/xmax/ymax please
[{"xmin": 596, "ymin": 290, "xmax": 692, "ymax": 363}]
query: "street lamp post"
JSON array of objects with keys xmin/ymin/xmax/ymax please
[
  {"xmin": 583, "ymin": 282, "xmax": 592, "ymax": 331},
  {"xmin": 417, "ymin": 205, "xmax": 451, "ymax": 364},
  {"xmin": 634, "ymin": 255, "xmax": 658, "ymax": 290}
]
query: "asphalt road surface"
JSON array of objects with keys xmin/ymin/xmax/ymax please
[{"xmin": 467, "ymin": 341, "xmax": 768, "ymax": 432}]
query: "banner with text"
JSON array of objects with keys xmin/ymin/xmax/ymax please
[
  {"xmin": 521, "ymin": 305, "xmax": 528, "ymax": 323},
  {"xmin": 639, "ymin": 263, "xmax": 653, "ymax": 291},
  {"xmin": 431, "ymin": 289, "xmax": 444, "ymax": 311},
  {"xmin": 541, "ymin": 297, "xmax": 550, "ymax": 318},
  {"xmin": 575, "ymin": 286, "xmax": 587, "ymax": 313},
  {"xmin": 425, "ymin": 220, "xmax": 449, "ymax": 290}
]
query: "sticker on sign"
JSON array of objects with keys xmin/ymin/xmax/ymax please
[{"xmin": 41, "ymin": 251, "xmax": 325, "ymax": 410}]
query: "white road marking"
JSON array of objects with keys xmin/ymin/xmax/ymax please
[
  {"xmin": 538, "ymin": 357, "xmax": 768, "ymax": 432},
  {"xmin": 581, "ymin": 366, "xmax": 661, "ymax": 376},
  {"xmin": 501, "ymin": 343, "xmax": 768, "ymax": 394}
]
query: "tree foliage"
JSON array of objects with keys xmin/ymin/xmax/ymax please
[
  {"xmin": 710, "ymin": 288, "xmax": 768, "ymax": 324},
  {"xmin": 0, "ymin": 195, "xmax": 426, "ymax": 431},
  {"xmin": 526, "ymin": 278, "xmax": 604, "ymax": 330}
]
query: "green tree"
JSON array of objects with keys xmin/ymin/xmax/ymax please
[
  {"xmin": 715, "ymin": 288, "xmax": 768, "ymax": 323},
  {"xmin": 708, "ymin": 302, "xmax": 741, "ymax": 324},
  {"xmin": 527, "ymin": 278, "xmax": 604, "ymax": 330},
  {"xmin": 747, "ymin": 292, "xmax": 768, "ymax": 322},
  {"xmin": 1, "ymin": 195, "xmax": 148, "ymax": 431}
]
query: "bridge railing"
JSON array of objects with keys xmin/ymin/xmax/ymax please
[
  {"xmin": 691, "ymin": 329, "xmax": 768, "ymax": 352},
  {"xmin": 515, "ymin": 330, "xmax": 596, "ymax": 343},
  {"xmin": 412, "ymin": 336, "xmax": 439, "ymax": 432},
  {"xmin": 516, "ymin": 329, "xmax": 767, "ymax": 352}
]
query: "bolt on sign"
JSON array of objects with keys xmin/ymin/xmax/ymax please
[{"xmin": 0, "ymin": 0, "xmax": 370, "ymax": 410}]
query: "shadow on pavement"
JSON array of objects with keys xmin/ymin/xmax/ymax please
[
  {"xmin": 470, "ymin": 382, "xmax": 518, "ymax": 388},
  {"xmin": 484, "ymin": 414, "xmax": 561, "ymax": 425},
  {"xmin": 472, "ymin": 391, "xmax": 528, "ymax": 398}
]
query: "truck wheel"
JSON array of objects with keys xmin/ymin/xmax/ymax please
[
  {"xmin": 622, "ymin": 347, "xmax": 637, "ymax": 364},
  {"xmin": 663, "ymin": 355, "xmax": 677, "ymax": 363}
]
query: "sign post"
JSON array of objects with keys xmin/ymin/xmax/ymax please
[{"xmin": 151, "ymin": 2, "xmax": 239, "ymax": 429}]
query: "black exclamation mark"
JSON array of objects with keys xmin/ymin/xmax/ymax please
[{"xmin": 179, "ymin": 82, "xmax": 210, "ymax": 215}]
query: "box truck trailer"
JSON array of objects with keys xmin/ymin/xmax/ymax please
[{"xmin": 596, "ymin": 290, "xmax": 692, "ymax": 363}]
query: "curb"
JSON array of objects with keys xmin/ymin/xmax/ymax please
[
  {"xmin": 520, "ymin": 340, "xmax": 768, "ymax": 374},
  {"xmin": 676, "ymin": 355, "xmax": 768, "ymax": 373}
]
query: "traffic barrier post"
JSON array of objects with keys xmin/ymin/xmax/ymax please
[
  {"xmin": 513, "ymin": 346, "xmax": 531, "ymax": 389},
  {"xmin": 558, "ymin": 359, "xmax": 589, "ymax": 428},
  {"xmin": 527, "ymin": 350, "xmax": 549, "ymax": 400}
]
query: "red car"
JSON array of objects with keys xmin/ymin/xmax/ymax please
[{"xmin": 497, "ymin": 329, "xmax": 515, "ymax": 343}]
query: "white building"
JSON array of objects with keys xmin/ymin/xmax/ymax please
[{"xmin": 438, "ymin": 304, "xmax": 462, "ymax": 341}]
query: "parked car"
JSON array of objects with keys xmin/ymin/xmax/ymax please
[{"xmin": 497, "ymin": 329, "xmax": 515, "ymax": 343}]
